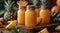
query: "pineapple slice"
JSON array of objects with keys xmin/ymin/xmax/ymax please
[
  {"xmin": 6, "ymin": 20, "xmax": 17, "ymax": 29},
  {"xmin": 38, "ymin": 28, "xmax": 49, "ymax": 33},
  {"xmin": 17, "ymin": 1, "xmax": 28, "ymax": 6},
  {"xmin": 55, "ymin": 25, "xmax": 60, "ymax": 31}
]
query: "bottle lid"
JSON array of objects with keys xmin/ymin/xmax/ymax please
[
  {"xmin": 27, "ymin": 5, "xmax": 35, "ymax": 10},
  {"xmin": 35, "ymin": 6, "xmax": 40, "ymax": 8},
  {"xmin": 19, "ymin": 6, "xmax": 26, "ymax": 9},
  {"xmin": 41, "ymin": 5, "xmax": 48, "ymax": 9}
]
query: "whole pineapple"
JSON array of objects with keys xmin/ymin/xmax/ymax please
[{"xmin": 4, "ymin": 0, "xmax": 16, "ymax": 22}]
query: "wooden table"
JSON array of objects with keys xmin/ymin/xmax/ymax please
[{"xmin": 0, "ymin": 23, "xmax": 60, "ymax": 33}]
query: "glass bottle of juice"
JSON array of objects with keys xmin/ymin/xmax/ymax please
[
  {"xmin": 35, "ymin": 6, "xmax": 40, "ymax": 17},
  {"xmin": 25, "ymin": 5, "xmax": 37, "ymax": 28},
  {"xmin": 17, "ymin": 0, "xmax": 28, "ymax": 25},
  {"xmin": 39, "ymin": 0, "xmax": 50, "ymax": 25},
  {"xmin": 17, "ymin": 6, "xmax": 26, "ymax": 25}
]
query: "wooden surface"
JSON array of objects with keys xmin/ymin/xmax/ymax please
[
  {"xmin": 0, "ymin": 23, "xmax": 60, "ymax": 33},
  {"xmin": 18, "ymin": 23, "xmax": 60, "ymax": 33}
]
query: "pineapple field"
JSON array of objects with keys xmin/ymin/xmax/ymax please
[{"xmin": 0, "ymin": 0, "xmax": 60, "ymax": 33}]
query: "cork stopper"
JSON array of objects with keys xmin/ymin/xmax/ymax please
[
  {"xmin": 19, "ymin": 6, "xmax": 26, "ymax": 9},
  {"xmin": 27, "ymin": 5, "xmax": 35, "ymax": 10}
]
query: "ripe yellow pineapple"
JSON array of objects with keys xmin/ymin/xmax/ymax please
[{"xmin": 4, "ymin": 0, "xmax": 16, "ymax": 22}]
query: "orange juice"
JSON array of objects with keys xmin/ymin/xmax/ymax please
[
  {"xmin": 35, "ymin": 6, "xmax": 40, "ymax": 17},
  {"xmin": 25, "ymin": 5, "xmax": 37, "ymax": 28},
  {"xmin": 18, "ymin": 6, "xmax": 26, "ymax": 25},
  {"xmin": 39, "ymin": 6, "xmax": 50, "ymax": 25}
]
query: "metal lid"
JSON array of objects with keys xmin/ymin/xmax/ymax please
[
  {"xmin": 27, "ymin": 5, "xmax": 35, "ymax": 10},
  {"xmin": 19, "ymin": 6, "xmax": 26, "ymax": 9}
]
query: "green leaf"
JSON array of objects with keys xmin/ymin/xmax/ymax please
[
  {"xmin": 8, "ymin": 0, "xmax": 12, "ymax": 4},
  {"xmin": 11, "ymin": 26, "xmax": 19, "ymax": 33},
  {"xmin": 11, "ymin": 30, "xmax": 15, "ymax": 33},
  {"xmin": 32, "ymin": 0, "xmax": 38, "ymax": 6},
  {"xmin": 0, "ymin": 10, "xmax": 5, "ymax": 17}
]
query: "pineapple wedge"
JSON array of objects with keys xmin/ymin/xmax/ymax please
[
  {"xmin": 38, "ymin": 28, "xmax": 49, "ymax": 33},
  {"xmin": 17, "ymin": 1, "xmax": 28, "ymax": 6},
  {"xmin": 7, "ymin": 20, "xmax": 17, "ymax": 23},
  {"xmin": 6, "ymin": 20, "xmax": 17, "ymax": 29},
  {"xmin": 37, "ymin": 17, "xmax": 41, "ymax": 25},
  {"xmin": 55, "ymin": 25, "xmax": 60, "ymax": 31}
]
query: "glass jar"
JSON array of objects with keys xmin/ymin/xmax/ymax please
[
  {"xmin": 35, "ymin": 6, "xmax": 40, "ymax": 17},
  {"xmin": 39, "ymin": 0, "xmax": 50, "ymax": 25},
  {"xmin": 25, "ymin": 5, "xmax": 37, "ymax": 28},
  {"xmin": 39, "ymin": 6, "xmax": 50, "ymax": 25},
  {"xmin": 17, "ymin": 6, "xmax": 26, "ymax": 25}
]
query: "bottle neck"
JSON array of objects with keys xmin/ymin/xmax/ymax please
[
  {"xmin": 19, "ymin": 6, "xmax": 26, "ymax": 10},
  {"xmin": 41, "ymin": 5, "xmax": 49, "ymax": 10},
  {"xmin": 27, "ymin": 9, "xmax": 35, "ymax": 11}
]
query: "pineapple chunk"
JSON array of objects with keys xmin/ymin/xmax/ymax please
[
  {"xmin": 37, "ymin": 17, "xmax": 41, "ymax": 24},
  {"xmin": 38, "ymin": 28, "xmax": 49, "ymax": 33},
  {"xmin": 55, "ymin": 25, "xmax": 60, "ymax": 31},
  {"xmin": 6, "ymin": 20, "xmax": 17, "ymax": 29},
  {"xmin": 17, "ymin": 1, "xmax": 28, "ymax": 6},
  {"xmin": 8, "ymin": 20, "xmax": 17, "ymax": 23}
]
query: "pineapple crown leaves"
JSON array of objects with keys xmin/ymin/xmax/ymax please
[
  {"xmin": 11, "ymin": 26, "xmax": 19, "ymax": 33},
  {"xmin": 4, "ymin": 0, "xmax": 15, "ymax": 11},
  {"xmin": 32, "ymin": 0, "xmax": 41, "ymax": 6},
  {"xmin": 32, "ymin": 0, "xmax": 38, "ymax": 6},
  {"xmin": 40, "ymin": 0, "xmax": 48, "ymax": 6}
]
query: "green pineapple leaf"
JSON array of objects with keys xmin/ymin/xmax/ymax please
[
  {"xmin": 11, "ymin": 26, "xmax": 19, "ymax": 33},
  {"xmin": 8, "ymin": 0, "xmax": 12, "ymax": 5},
  {"xmin": 4, "ymin": 0, "xmax": 15, "ymax": 11},
  {"xmin": 32, "ymin": 0, "xmax": 38, "ymax": 6}
]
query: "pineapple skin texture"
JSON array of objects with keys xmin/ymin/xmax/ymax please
[{"xmin": 4, "ymin": 11, "xmax": 16, "ymax": 22}]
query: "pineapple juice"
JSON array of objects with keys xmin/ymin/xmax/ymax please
[
  {"xmin": 18, "ymin": 6, "xmax": 26, "ymax": 25},
  {"xmin": 25, "ymin": 5, "xmax": 37, "ymax": 28}
]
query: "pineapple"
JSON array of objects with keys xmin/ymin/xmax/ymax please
[
  {"xmin": 4, "ymin": 0, "xmax": 16, "ymax": 22},
  {"xmin": 51, "ymin": 11, "xmax": 60, "ymax": 23}
]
